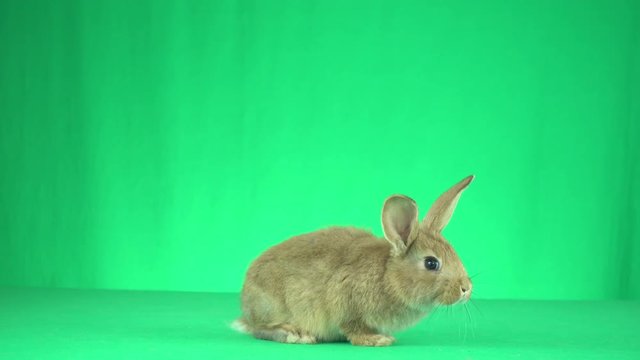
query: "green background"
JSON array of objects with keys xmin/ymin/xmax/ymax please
[{"xmin": 1, "ymin": 0, "xmax": 639, "ymax": 300}]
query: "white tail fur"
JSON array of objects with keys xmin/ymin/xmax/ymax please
[{"xmin": 231, "ymin": 318, "xmax": 251, "ymax": 334}]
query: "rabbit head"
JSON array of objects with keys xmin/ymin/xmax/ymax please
[{"xmin": 382, "ymin": 175, "xmax": 474, "ymax": 308}]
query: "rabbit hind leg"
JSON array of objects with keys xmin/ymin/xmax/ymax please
[{"xmin": 252, "ymin": 323, "xmax": 318, "ymax": 344}]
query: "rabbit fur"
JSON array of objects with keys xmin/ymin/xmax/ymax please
[{"xmin": 233, "ymin": 175, "xmax": 474, "ymax": 346}]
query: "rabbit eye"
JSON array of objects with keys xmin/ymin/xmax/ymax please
[{"xmin": 424, "ymin": 256, "xmax": 441, "ymax": 271}]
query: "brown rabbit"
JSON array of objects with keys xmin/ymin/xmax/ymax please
[{"xmin": 233, "ymin": 175, "xmax": 474, "ymax": 346}]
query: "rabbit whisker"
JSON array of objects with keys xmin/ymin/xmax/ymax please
[
  {"xmin": 464, "ymin": 302, "xmax": 476, "ymax": 340},
  {"xmin": 469, "ymin": 299, "xmax": 485, "ymax": 318},
  {"xmin": 469, "ymin": 272, "xmax": 483, "ymax": 279}
]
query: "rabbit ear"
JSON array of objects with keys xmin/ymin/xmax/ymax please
[
  {"xmin": 382, "ymin": 195, "xmax": 419, "ymax": 255},
  {"xmin": 423, "ymin": 175, "xmax": 474, "ymax": 233}
]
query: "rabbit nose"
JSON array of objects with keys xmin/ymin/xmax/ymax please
[{"xmin": 461, "ymin": 283, "xmax": 472, "ymax": 295}]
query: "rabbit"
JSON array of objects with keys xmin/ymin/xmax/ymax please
[{"xmin": 232, "ymin": 175, "xmax": 474, "ymax": 346}]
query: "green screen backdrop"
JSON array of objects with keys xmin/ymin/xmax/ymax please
[{"xmin": 0, "ymin": 0, "xmax": 638, "ymax": 300}]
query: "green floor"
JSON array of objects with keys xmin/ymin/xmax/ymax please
[{"xmin": 0, "ymin": 288, "xmax": 638, "ymax": 360}]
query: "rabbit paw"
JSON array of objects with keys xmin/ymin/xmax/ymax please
[
  {"xmin": 349, "ymin": 334, "xmax": 395, "ymax": 347},
  {"xmin": 285, "ymin": 332, "xmax": 318, "ymax": 344}
]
